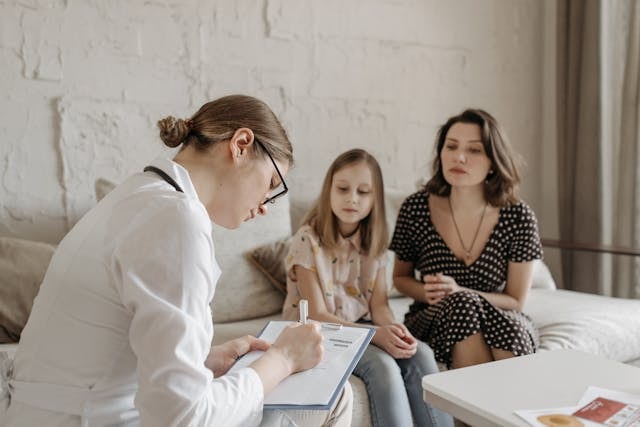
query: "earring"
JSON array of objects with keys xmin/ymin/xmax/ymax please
[{"xmin": 485, "ymin": 171, "xmax": 493, "ymax": 184}]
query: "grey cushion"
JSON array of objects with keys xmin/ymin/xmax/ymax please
[{"xmin": 0, "ymin": 237, "xmax": 55, "ymax": 343}]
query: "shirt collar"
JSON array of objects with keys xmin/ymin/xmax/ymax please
[
  {"xmin": 337, "ymin": 227, "xmax": 362, "ymax": 252},
  {"xmin": 146, "ymin": 156, "xmax": 199, "ymax": 201}
]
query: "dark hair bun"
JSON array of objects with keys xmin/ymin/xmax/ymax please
[{"xmin": 157, "ymin": 116, "xmax": 191, "ymax": 148}]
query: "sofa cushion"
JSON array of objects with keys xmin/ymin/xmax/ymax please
[
  {"xmin": 94, "ymin": 178, "xmax": 115, "ymax": 202},
  {"xmin": 0, "ymin": 237, "xmax": 55, "ymax": 343},
  {"xmin": 531, "ymin": 259, "xmax": 557, "ymax": 290},
  {"xmin": 525, "ymin": 289, "xmax": 640, "ymax": 363},
  {"xmin": 210, "ymin": 196, "xmax": 291, "ymax": 323}
]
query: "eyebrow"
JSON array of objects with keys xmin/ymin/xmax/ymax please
[
  {"xmin": 446, "ymin": 137, "xmax": 483, "ymax": 144},
  {"xmin": 334, "ymin": 180, "xmax": 372, "ymax": 187}
]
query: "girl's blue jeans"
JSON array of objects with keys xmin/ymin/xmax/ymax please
[{"xmin": 352, "ymin": 341, "xmax": 454, "ymax": 427}]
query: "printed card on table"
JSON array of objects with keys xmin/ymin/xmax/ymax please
[
  {"xmin": 515, "ymin": 387, "xmax": 640, "ymax": 427},
  {"xmin": 573, "ymin": 396, "xmax": 640, "ymax": 427}
]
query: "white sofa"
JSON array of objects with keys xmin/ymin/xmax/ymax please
[{"xmin": 2, "ymin": 190, "xmax": 640, "ymax": 427}]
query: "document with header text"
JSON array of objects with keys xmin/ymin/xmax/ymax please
[{"xmin": 227, "ymin": 320, "xmax": 374, "ymax": 410}]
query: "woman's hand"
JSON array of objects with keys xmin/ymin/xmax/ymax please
[
  {"xmin": 205, "ymin": 335, "xmax": 270, "ymax": 377},
  {"xmin": 422, "ymin": 273, "xmax": 461, "ymax": 304},
  {"xmin": 268, "ymin": 322, "xmax": 324, "ymax": 374},
  {"xmin": 372, "ymin": 323, "xmax": 417, "ymax": 359}
]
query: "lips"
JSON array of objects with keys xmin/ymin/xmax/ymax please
[
  {"xmin": 449, "ymin": 167, "xmax": 466, "ymax": 174},
  {"xmin": 343, "ymin": 208, "xmax": 358, "ymax": 213},
  {"xmin": 245, "ymin": 210, "xmax": 257, "ymax": 221}
]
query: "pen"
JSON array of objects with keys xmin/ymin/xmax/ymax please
[{"xmin": 299, "ymin": 299, "xmax": 308, "ymax": 325}]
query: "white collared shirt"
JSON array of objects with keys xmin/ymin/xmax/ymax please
[{"xmin": 6, "ymin": 157, "xmax": 264, "ymax": 427}]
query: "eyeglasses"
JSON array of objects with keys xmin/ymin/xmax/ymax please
[{"xmin": 254, "ymin": 138, "xmax": 288, "ymax": 205}]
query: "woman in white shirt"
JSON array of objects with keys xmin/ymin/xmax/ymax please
[{"xmin": 4, "ymin": 95, "xmax": 352, "ymax": 427}]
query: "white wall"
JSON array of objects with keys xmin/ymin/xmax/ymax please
[{"xmin": 0, "ymin": 0, "xmax": 545, "ymax": 244}]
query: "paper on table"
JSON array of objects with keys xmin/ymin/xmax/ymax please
[
  {"xmin": 515, "ymin": 406, "xmax": 601, "ymax": 427},
  {"xmin": 574, "ymin": 387, "xmax": 640, "ymax": 427},
  {"xmin": 227, "ymin": 320, "xmax": 374, "ymax": 409},
  {"xmin": 515, "ymin": 387, "xmax": 640, "ymax": 427}
]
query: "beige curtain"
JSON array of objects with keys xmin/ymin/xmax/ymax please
[
  {"xmin": 609, "ymin": 1, "xmax": 640, "ymax": 298},
  {"xmin": 557, "ymin": 0, "xmax": 640, "ymax": 298},
  {"xmin": 557, "ymin": 0, "xmax": 602, "ymax": 295}
]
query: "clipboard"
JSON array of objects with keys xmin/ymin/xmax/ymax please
[{"xmin": 227, "ymin": 320, "xmax": 374, "ymax": 410}]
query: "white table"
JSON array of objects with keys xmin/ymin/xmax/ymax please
[{"xmin": 422, "ymin": 350, "xmax": 640, "ymax": 427}]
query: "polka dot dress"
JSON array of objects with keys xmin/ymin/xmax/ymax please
[{"xmin": 390, "ymin": 191, "xmax": 542, "ymax": 368}]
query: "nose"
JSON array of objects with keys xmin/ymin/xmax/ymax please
[
  {"xmin": 258, "ymin": 204, "xmax": 268, "ymax": 216},
  {"xmin": 457, "ymin": 152, "xmax": 466, "ymax": 164},
  {"xmin": 347, "ymin": 191, "xmax": 358, "ymax": 204}
]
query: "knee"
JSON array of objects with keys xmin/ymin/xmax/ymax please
[
  {"xmin": 359, "ymin": 351, "xmax": 402, "ymax": 379},
  {"xmin": 405, "ymin": 342, "xmax": 440, "ymax": 375},
  {"xmin": 442, "ymin": 291, "xmax": 484, "ymax": 317},
  {"xmin": 341, "ymin": 381, "xmax": 353, "ymax": 405},
  {"xmin": 446, "ymin": 290, "xmax": 482, "ymax": 306},
  {"xmin": 328, "ymin": 381, "xmax": 353, "ymax": 427},
  {"xmin": 416, "ymin": 340, "xmax": 436, "ymax": 359}
]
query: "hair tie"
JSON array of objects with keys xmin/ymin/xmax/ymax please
[{"xmin": 185, "ymin": 119, "xmax": 194, "ymax": 130}]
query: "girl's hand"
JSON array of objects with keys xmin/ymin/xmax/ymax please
[
  {"xmin": 268, "ymin": 322, "xmax": 324, "ymax": 374},
  {"xmin": 422, "ymin": 273, "xmax": 460, "ymax": 304},
  {"xmin": 372, "ymin": 323, "xmax": 417, "ymax": 359},
  {"xmin": 206, "ymin": 335, "xmax": 271, "ymax": 377}
]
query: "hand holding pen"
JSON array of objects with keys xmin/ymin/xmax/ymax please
[
  {"xmin": 299, "ymin": 299, "xmax": 308, "ymax": 324},
  {"xmin": 267, "ymin": 302, "xmax": 324, "ymax": 374},
  {"xmin": 298, "ymin": 299, "xmax": 342, "ymax": 330}
]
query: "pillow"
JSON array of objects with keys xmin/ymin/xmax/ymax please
[
  {"xmin": 210, "ymin": 196, "xmax": 292, "ymax": 323},
  {"xmin": 246, "ymin": 237, "xmax": 290, "ymax": 295},
  {"xmin": 531, "ymin": 259, "xmax": 557, "ymax": 290},
  {"xmin": 0, "ymin": 237, "xmax": 56, "ymax": 343},
  {"xmin": 95, "ymin": 178, "xmax": 116, "ymax": 202}
]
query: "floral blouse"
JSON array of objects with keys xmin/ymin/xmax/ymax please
[{"xmin": 282, "ymin": 225, "xmax": 387, "ymax": 322}]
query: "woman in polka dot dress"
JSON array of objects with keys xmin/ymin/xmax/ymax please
[{"xmin": 390, "ymin": 108, "xmax": 542, "ymax": 369}]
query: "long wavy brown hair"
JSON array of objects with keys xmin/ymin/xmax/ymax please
[{"xmin": 424, "ymin": 108, "xmax": 521, "ymax": 207}]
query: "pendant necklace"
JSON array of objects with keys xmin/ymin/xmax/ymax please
[{"xmin": 448, "ymin": 197, "xmax": 488, "ymax": 263}]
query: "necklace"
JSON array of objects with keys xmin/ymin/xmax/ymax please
[{"xmin": 448, "ymin": 197, "xmax": 488, "ymax": 263}]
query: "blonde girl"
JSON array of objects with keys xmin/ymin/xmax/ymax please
[{"xmin": 283, "ymin": 149, "xmax": 453, "ymax": 427}]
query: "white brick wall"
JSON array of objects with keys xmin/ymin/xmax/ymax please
[{"xmin": 0, "ymin": 0, "xmax": 544, "ymax": 243}]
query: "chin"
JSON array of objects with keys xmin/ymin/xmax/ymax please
[
  {"xmin": 221, "ymin": 218, "xmax": 244, "ymax": 229},
  {"xmin": 208, "ymin": 212, "xmax": 243, "ymax": 229}
]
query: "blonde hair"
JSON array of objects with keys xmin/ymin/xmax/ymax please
[
  {"xmin": 302, "ymin": 149, "xmax": 388, "ymax": 258},
  {"xmin": 157, "ymin": 94, "xmax": 293, "ymax": 166}
]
